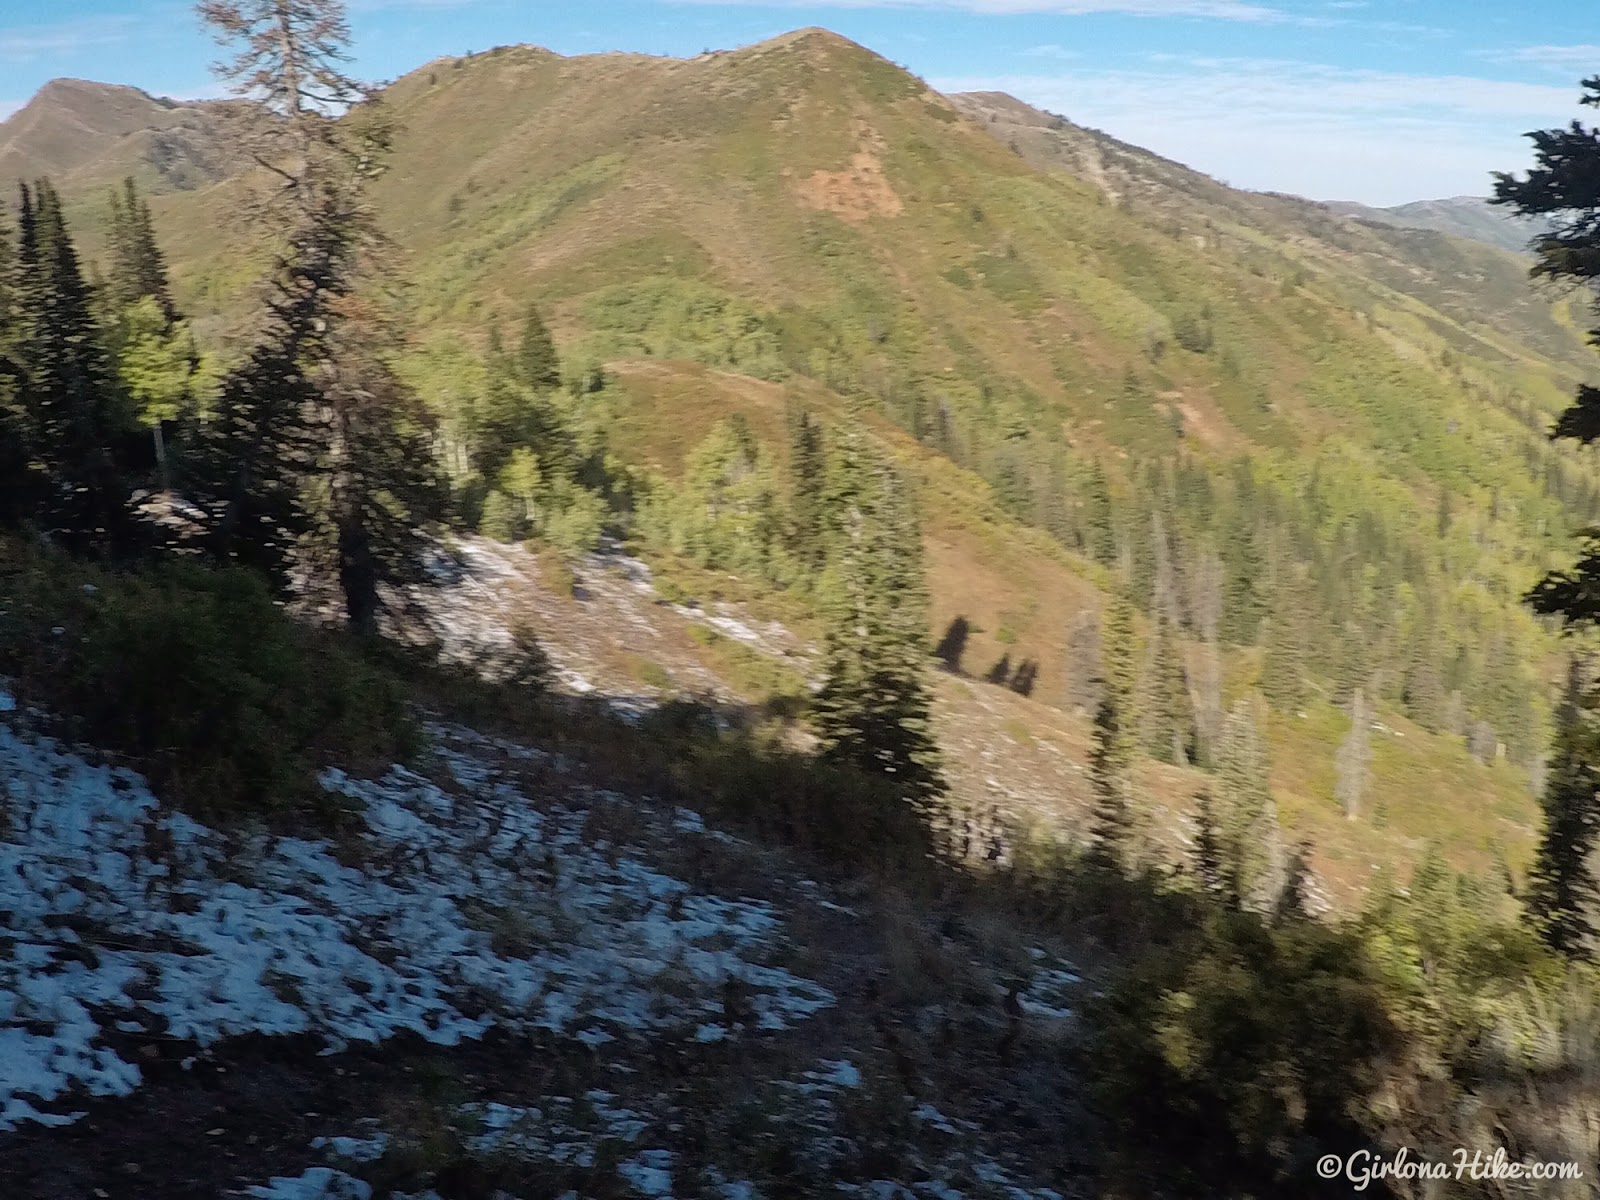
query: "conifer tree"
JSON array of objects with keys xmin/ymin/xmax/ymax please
[
  {"xmin": 1216, "ymin": 696, "xmax": 1284, "ymax": 910},
  {"xmin": 1088, "ymin": 590, "xmax": 1140, "ymax": 872},
  {"xmin": 812, "ymin": 424, "xmax": 945, "ymax": 804},
  {"xmin": 1087, "ymin": 684, "xmax": 1134, "ymax": 874},
  {"xmin": 1191, "ymin": 788, "xmax": 1224, "ymax": 897},
  {"xmin": 0, "ymin": 208, "xmax": 33, "ymax": 526},
  {"xmin": 1139, "ymin": 611, "xmax": 1192, "ymax": 764},
  {"xmin": 786, "ymin": 403, "xmax": 828, "ymax": 574},
  {"xmin": 1526, "ymin": 658, "xmax": 1600, "ymax": 958},
  {"xmin": 1220, "ymin": 509, "xmax": 1266, "ymax": 645},
  {"xmin": 14, "ymin": 180, "xmax": 140, "ymax": 557},
  {"xmin": 103, "ymin": 178, "xmax": 197, "ymax": 490},
  {"xmin": 1082, "ymin": 460, "xmax": 1117, "ymax": 566},
  {"xmin": 193, "ymin": 0, "xmax": 443, "ymax": 630},
  {"xmin": 1259, "ymin": 606, "xmax": 1306, "ymax": 714},
  {"xmin": 106, "ymin": 177, "xmax": 174, "ymax": 320},
  {"xmin": 515, "ymin": 302, "xmax": 561, "ymax": 392}
]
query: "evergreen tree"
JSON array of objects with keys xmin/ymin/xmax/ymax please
[
  {"xmin": 1088, "ymin": 591, "xmax": 1140, "ymax": 872},
  {"xmin": 515, "ymin": 302, "xmax": 561, "ymax": 392},
  {"xmin": 1082, "ymin": 460, "xmax": 1117, "ymax": 566},
  {"xmin": 194, "ymin": 0, "xmax": 444, "ymax": 631},
  {"xmin": 812, "ymin": 424, "xmax": 945, "ymax": 804},
  {"xmin": 103, "ymin": 178, "xmax": 197, "ymax": 490},
  {"xmin": 1526, "ymin": 658, "xmax": 1600, "ymax": 958},
  {"xmin": 106, "ymin": 177, "xmax": 174, "ymax": 321},
  {"xmin": 14, "ymin": 179, "xmax": 140, "ymax": 557},
  {"xmin": 1087, "ymin": 685, "xmax": 1134, "ymax": 874},
  {"xmin": 1220, "ymin": 508, "xmax": 1266, "ymax": 645},
  {"xmin": 1139, "ymin": 611, "xmax": 1192, "ymax": 764},
  {"xmin": 1259, "ymin": 605, "xmax": 1306, "ymax": 715},
  {"xmin": 786, "ymin": 403, "xmax": 828, "ymax": 573},
  {"xmin": 1191, "ymin": 788, "xmax": 1224, "ymax": 897},
  {"xmin": 0, "ymin": 205, "xmax": 35, "ymax": 526},
  {"xmin": 1216, "ymin": 696, "xmax": 1284, "ymax": 910}
]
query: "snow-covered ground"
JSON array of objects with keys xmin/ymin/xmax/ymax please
[
  {"xmin": 1, "ymin": 670, "xmax": 1080, "ymax": 1197},
  {"xmin": 0, "ymin": 692, "xmax": 831, "ymax": 1133}
]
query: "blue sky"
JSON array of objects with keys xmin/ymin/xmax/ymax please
[{"xmin": 1, "ymin": 0, "xmax": 1595, "ymax": 204}]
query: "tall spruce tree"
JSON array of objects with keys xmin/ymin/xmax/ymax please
[
  {"xmin": 0, "ymin": 207, "xmax": 33, "ymax": 526},
  {"xmin": 1191, "ymin": 789, "xmax": 1224, "ymax": 896},
  {"xmin": 1216, "ymin": 696, "xmax": 1284, "ymax": 910},
  {"xmin": 515, "ymin": 303, "xmax": 561, "ymax": 392},
  {"xmin": 1138, "ymin": 611, "xmax": 1192, "ymax": 765},
  {"xmin": 1526, "ymin": 658, "xmax": 1600, "ymax": 958},
  {"xmin": 13, "ymin": 180, "xmax": 140, "ymax": 557},
  {"xmin": 194, "ymin": 0, "xmax": 443, "ymax": 631},
  {"xmin": 1088, "ymin": 589, "xmax": 1140, "ymax": 871},
  {"xmin": 106, "ymin": 177, "xmax": 175, "ymax": 321},
  {"xmin": 812, "ymin": 423, "xmax": 945, "ymax": 804},
  {"xmin": 786, "ymin": 403, "xmax": 828, "ymax": 574},
  {"xmin": 1220, "ymin": 508, "xmax": 1266, "ymax": 646}
]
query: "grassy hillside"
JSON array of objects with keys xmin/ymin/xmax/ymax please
[{"xmin": 43, "ymin": 27, "xmax": 1600, "ymax": 903}]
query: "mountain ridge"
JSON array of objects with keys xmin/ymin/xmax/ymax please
[{"xmin": 4, "ymin": 28, "xmax": 1590, "ymax": 900}]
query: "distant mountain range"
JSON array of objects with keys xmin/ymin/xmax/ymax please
[
  {"xmin": 1323, "ymin": 196, "xmax": 1542, "ymax": 256},
  {"xmin": 0, "ymin": 74, "xmax": 1544, "ymax": 258}
]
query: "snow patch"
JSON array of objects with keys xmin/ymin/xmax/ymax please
[{"xmin": 0, "ymin": 717, "xmax": 831, "ymax": 1131}]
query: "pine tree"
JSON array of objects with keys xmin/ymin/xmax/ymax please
[
  {"xmin": 1216, "ymin": 696, "xmax": 1284, "ymax": 910},
  {"xmin": 1088, "ymin": 591, "xmax": 1140, "ymax": 872},
  {"xmin": 1087, "ymin": 687, "xmax": 1134, "ymax": 874},
  {"xmin": 106, "ymin": 177, "xmax": 174, "ymax": 320},
  {"xmin": 103, "ymin": 178, "xmax": 196, "ymax": 490},
  {"xmin": 1082, "ymin": 460, "xmax": 1117, "ymax": 566},
  {"xmin": 193, "ymin": 0, "xmax": 443, "ymax": 631},
  {"xmin": 1191, "ymin": 788, "xmax": 1224, "ymax": 897},
  {"xmin": 14, "ymin": 179, "xmax": 140, "ymax": 557},
  {"xmin": 0, "ymin": 206, "xmax": 34, "ymax": 526},
  {"xmin": 1526, "ymin": 658, "xmax": 1600, "ymax": 958},
  {"xmin": 1220, "ymin": 509, "xmax": 1265, "ymax": 645},
  {"xmin": 812, "ymin": 424, "xmax": 945, "ymax": 804},
  {"xmin": 1259, "ymin": 604, "xmax": 1306, "ymax": 714},
  {"xmin": 786, "ymin": 403, "xmax": 828, "ymax": 573},
  {"xmin": 515, "ymin": 303, "xmax": 561, "ymax": 392},
  {"xmin": 1139, "ymin": 611, "xmax": 1192, "ymax": 764}
]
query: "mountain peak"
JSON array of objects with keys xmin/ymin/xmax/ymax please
[
  {"xmin": 0, "ymin": 77, "xmax": 232, "ymax": 192},
  {"xmin": 755, "ymin": 26, "xmax": 864, "ymax": 52}
]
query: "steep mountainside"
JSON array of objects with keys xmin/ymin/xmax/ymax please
[
  {"xmin": 27, "ymin": 28, "xmax": 1600, "ymax": 901},
  {"xmin": 0, "ymin": 79, "xmax": 237, "ymax": 195}
]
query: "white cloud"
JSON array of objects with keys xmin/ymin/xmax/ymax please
[
  {"xmin": 931, "ymin": 59, "xmax": 1589, "ymax": 205},
  {"xmin": 1493, "ymin": 45, "xmax": 1600, "ymax": 73},
  {"xmin": 1022, "ymin": 43, "xmax": 1081, "ymax": 59},
  {"xmin": 0, "ymin": 16, "xmax": 140, "ymax": 62},
  {"xmin": 0, "ymin": 101, "xmax": 21, "ymax": 122},
  {"xmin": 669, "ymin": 0, "xmax": 1288, "ymax": 21}
]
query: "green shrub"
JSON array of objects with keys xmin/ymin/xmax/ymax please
[{"xmin": 0, "ymin": 547, "xmax": 419, "ymax": 824}]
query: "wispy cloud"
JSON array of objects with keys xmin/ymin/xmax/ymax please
[
  {"xmin": 1492, "ymin": 44, "xmax": 1600, "ymax": 73},
  {"xmin": 0, "ymin": 16, "xmax": 141, "ymax": 62},
  {"xmin": 0, "ymin": 101, "xmax": 22, "ymax": 122},
  {"xmin": 932, "ymin": 58, "xmax": 1586, "ymax": 204},
  {"xmin": 1022, "ymin": 43, "xmax": 1081, "ymax": 59},
  {"xmin": 668, "ymin": 0, "xmax": 1288, "ymax": 22}
]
